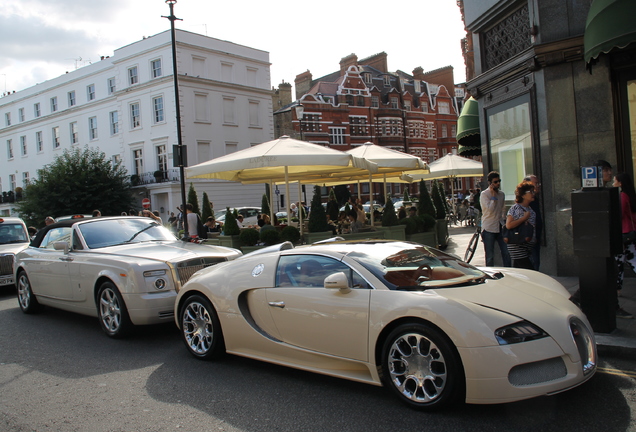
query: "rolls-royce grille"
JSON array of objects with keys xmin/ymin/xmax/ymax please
[
  {"xmin": 0, "ymin": 254, "xmax": 14, "ymax": 277},
  {"xmin": 176, "ymin": 257, "xmax": 226, "ymax": 284}
]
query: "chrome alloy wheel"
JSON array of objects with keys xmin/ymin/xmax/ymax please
[
  {"xmin": 182, "ymin": 301, "xmax": 214, "ymax": 355},
  {"xmin": 99, "ymin": 286, "xmax": 122, "ymax": 333},
  {"xmin": 387, "ymin": 332, "xmax": 448, "ymax": 403},
  {"xmin": 17, "ymin": 273, "xmax": 32, "ymax": 310}
]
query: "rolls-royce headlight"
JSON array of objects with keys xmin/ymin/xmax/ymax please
[
  {"xmin": 154, "ymin": 278, "xmax": 167, "ymax": 290},
  {"xmin": 495, "ymin": 320, "xmax": 548, "ymax": 345}
]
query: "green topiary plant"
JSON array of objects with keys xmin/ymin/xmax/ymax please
[
  {"xmin": 281, "ymin": 225, "xmax": 301, "ymax": 244},
  {"xmin": 201, "ymin": 192, "xmax": 213, "ymax": 222},
  {"xmin": 260, "ymin": 228, "xmax": 282, "ymax": 245},
  {"xmin": 382, "ymin": 200, "xmax": 399, "ymax": 227},
  {"xmin": 326, "ymin": 188, "xmax": 339, "ymax": 222},
  {"xmin": 261, "ymin": 194, "xmax": 270, "ymax": 218},
  {"xmin": 432, "ymin": 180, "xmax": 447, "ymax": 219},
  {"xmin": 417, "ymin": 179, "xmax": 437, "ymax": 218},
  {"xmin": 223, "ymin": 207, "xmax": 240, "ymax": 236},
  {"xmin": 399, "ymin": 217, "xmax": 418, "ymax": 235},
  {"xmin": 187, "ymin": 183, "xmax": 200, "ymax": 215},
  {"xmin": 403, "ymin": 189, "xmax": 411, "ymax": 202},
  {"xmin": 308, "ymin": 185, "xmax": 331, "ymax": 232},
  {"xmin": 239, "ymin": 228, "xmax": 260, "ymax": 246},
  {"xmin": 418, "ymin": 214, "xmax": 437, "ymax": 232}
]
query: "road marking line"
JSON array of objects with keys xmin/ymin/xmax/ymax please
[{"xmin": 598, "ymin": 367, "xmax": 636, "ymax": 378}]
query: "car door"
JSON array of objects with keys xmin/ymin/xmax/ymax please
[
  {"xmin": 265, "ymin": 254, "xmax": 371, "ymax": 361},
  {"xmin": 27, "ymin": 227, "xmax": 75, "ymax": 300}
]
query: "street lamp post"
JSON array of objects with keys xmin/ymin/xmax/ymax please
[
  {"xmin": 163, "ymin": 0, "xmax": 189, "ymax": 240},
  {"xmin": 294, "ymin": 104, "xmax": 304, "ymax": 141}
]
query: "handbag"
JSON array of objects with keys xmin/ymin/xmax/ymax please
[{"xmin": 503, "ymin": 222, "xmax": 533, "ymax": 245}]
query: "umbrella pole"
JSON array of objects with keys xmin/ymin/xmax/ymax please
[
  {"xmin": 285, "ymin": 167, "xmax": 291, "ymax": 232},
  {"xmin": 298, "ymin": 181, "xmax": 303, "ymax": 237},
  {"xmin": 269, "ymin": 181, "xmax": 275, "ymax": 226},
  {"xmin": 369, "ymin": 171, "xmax": 374, "ymax": 226}
]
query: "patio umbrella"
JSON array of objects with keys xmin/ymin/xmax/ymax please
[
  {"xmin": 410, "ymin": 153, "xmax": 483, "ymax": 209},
  {"xmin": 264, "ymin": 142, "xmax": 429, "ymax": 225},
  {"xmin": 186, "ymin": 135, "xmax": 377, "ymax": 233}
]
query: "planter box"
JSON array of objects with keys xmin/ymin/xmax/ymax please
[
  {"xmin": 436, "ymin": 219, "xmax": 449, "ymax": 248},
  {"xmin": 376, "ymin": 225, "xmax": 406, "ymax": 241},
  {"xmin": 217, "ymin": 235, "xmax": 242, "ymax": 249},
  {"xmin": 406, "ymin": 231, "xmax": 438, "ymax": 247}
]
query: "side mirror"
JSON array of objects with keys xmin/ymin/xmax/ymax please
[
  {"xmin": 324, "ymin": 272, "xmax": 350, "ymax": 293},
  {"xmin": 53, "ymin": 241, "xmax": 69, "ymax": 254}
]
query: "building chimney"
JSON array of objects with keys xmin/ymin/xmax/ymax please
[
  {"xmin": 339, "ymin": 54, "xmax": 358, "ymax": 75},
  {"xmin": 295, "ymin": 70, "xmax": 313, "ymax": 100}
]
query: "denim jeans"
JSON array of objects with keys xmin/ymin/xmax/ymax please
[{"xmin": 481, "ymin": 229, "xmax": 511, "ymax": 267}]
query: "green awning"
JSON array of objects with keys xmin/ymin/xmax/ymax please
[
  {"xmin": 584, "ymin": 0, "xmax": 636, "ymax": 63},
  {"xmin": 456, "ymin": 97, "xmax": 481, "ymax": 156}
]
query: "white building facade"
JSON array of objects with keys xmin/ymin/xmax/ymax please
[{"xmin": 0, "ymin": 29, "xmax": 273, "ymax": 219}]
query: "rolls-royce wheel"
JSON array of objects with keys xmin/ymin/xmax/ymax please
[
  {"xmin": 97, "ymin": 282, "xmax": 132, "ymax": 338},
  {"xmin": 17, "ymin": 272, "xmax": 42, "ymax": 314},
  {"xmin": 380, "ymin": 322, "xmax": 464, "ymax": 410},
  {"xmin": 180, "ymin": 294, "xmax": 225, "ymax": 360}
]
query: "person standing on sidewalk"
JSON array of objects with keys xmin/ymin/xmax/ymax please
[
  {"xmin": 480, "ymin": 171, "xmax": 511, "ymax": 267},
  {"xmin": 613, "ymin": 172, "xmax": 635, "ymax": 319}
]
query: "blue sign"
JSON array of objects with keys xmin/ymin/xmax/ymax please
[{"xmin": 581, "ymin": 166, "xmax": 602, "ymax": 189}]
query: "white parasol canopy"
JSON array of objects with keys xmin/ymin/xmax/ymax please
[
  {"xmin": 186, "ymin": 136, "xmax": 377, "ymax": 232},
  {"xmin": 410, "ymin": 153, "xmax": 483, "ymax": 180}
]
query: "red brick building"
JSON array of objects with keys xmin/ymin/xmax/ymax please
[
  {"xmin": 272, "ymin": 52, "xmax": 468, "ymax": 200},
  {"xmin": 274, "ymin": 52, "xmax": 465, "ymax": 165}
]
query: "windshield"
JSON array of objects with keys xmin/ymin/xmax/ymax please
[
  {"xmin": 78, "ymin": 218, "xmax": 177, "ymax": 249},
  {"xmin": 347, "ymin": 242, "xmax": 488, "ymax": 290},
  {"xmin": 0, "ymin": 223, "xmax": 29, "ymax": 244}
]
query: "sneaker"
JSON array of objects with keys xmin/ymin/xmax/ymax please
[{"xmin": 616, "ymin": 307, "xmax": 634, "ymax": 319}]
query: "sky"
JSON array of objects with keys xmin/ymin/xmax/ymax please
[{"xmin": 0, "ymin": 0, "xmax": 467, "ymax": 96}]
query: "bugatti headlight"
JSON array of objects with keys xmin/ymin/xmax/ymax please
[{"xmin": 495, "ymin": 320, "xmax": 548, "ymax": 345}]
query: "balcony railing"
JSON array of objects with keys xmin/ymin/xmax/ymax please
[{"xmin": 130, "ymin": 168, "xmax": 181, "ymax": 186}]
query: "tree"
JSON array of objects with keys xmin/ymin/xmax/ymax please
[
  {"xmin": 16, "ymin": 146, "xmax": 134, "ymax": 227},
  {"xmin": 432, "ymin": 180, "xmax": 447, "ymax": 219},
  {"xmin": 403, "ymin": 188, "xmax": 411, "ymax": 202},
  {"xmin": 417, "ymin": 180, "xmax": 437, "ymax": 218},
  {"xmin": 308, "ymin": 185, "xmax": 331, "ymax": 232},
  {"xmin": 382, "ymin": 199, "xmax": 399, "ymax": 227},
  {"xmin": 187, "ymin": 183, "xmax": 200, "ymax": 215},
  {"xmin": 201, "ymin": 192, "xmax": 213, "ymax": 221},
  {"xmin": 326, "ymin": 188, "xmax": 340, "ymax": 222},
  {"xmin": 223, "ymin": 207, "xmax": 240, "ymax": 236},
  {"xmin": 261, "ymin": 194, "xmax": 270, "ymax": 218}
]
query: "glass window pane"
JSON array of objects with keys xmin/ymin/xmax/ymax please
[{"xmin": 487, "ymin": 94, "xmax": 533, "ymax": 201}]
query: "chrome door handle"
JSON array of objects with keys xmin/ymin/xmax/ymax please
[{"xmin": 268, "ymin": 301, "xmax": 285, "ymax": 308}]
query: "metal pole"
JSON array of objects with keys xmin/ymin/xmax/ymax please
[{"xmin": 163, "ymin": 1, "xmax": 188, "ymax": 240}]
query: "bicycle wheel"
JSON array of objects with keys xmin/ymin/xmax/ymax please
[{"xmin": 464, "ymin": 229, "xmax": 480, "ymax": 263}]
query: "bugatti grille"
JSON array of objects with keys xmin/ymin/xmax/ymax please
[{"xmin": 508, "ymin": 357, "xmax": 567, "ymax": 387}]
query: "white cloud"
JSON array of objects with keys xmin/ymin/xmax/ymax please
[{"xmin": 0, "ymin": 0, "xmax": 467, "ymax": 95}]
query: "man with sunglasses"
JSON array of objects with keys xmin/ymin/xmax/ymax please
[{"xmin": 480, "ymin": 171, "xmax": 511, "ymax": 267}]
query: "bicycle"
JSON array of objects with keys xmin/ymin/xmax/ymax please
[{"xmin": 464, "ymin": 214, "xmax": 482, "ymax": 263}]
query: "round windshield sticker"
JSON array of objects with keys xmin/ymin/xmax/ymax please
[{"xmin": 251, "ymin": 263, "xmax": 265, "ymax": 277}]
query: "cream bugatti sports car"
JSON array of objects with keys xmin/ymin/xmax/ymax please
[{"xmin": 174, "ymin": 239, "xmax": 596, "ymax": 410}]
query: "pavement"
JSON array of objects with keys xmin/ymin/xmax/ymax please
[{"xmin": 444, "ymin": 223, "xmax": 636, "ymax": 357}]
